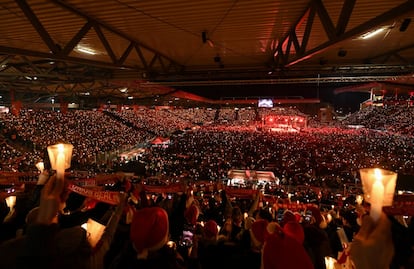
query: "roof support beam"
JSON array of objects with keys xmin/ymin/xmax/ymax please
[
  {"xmin": 61, "ymin": 21, "xmax": 93, "ymax": 56},
  {"xmin": 285, "ymin": 0, "xmax": 414, "ymax": 67},
  {"xmin": 21, "ymin": 56, "xmax": 42, "ymax": 74},
  {"xmin": 366, "ymin": 43, "xmax": 414, "ymax": 63},
  {"xmin": 272, "ymin": 0, "xmax": 414, "ymax": 68},
  {"xmin": 15, "ymin": 0, "xmax": 59, "ymax": 54},
  {"xmin": 93, "ymin": 24, "xmax": 117, "ymax": 63},
  {"xmin": 0, "ymin": 45, "xmax": 137, "ymax": 71},
  {"xmin": 135, "ymin": 45, "xmax": 148, "ymax": 70},
  {"xmin": 314, "ymin": 0, "xmax": 336, "ymax": 40},
  {"xmin": 0, "ymin": 55, "xmax": 13, "ymax": 69},
  {"xmin": 301, "ymin": 8, "xmax": 315, "ymax": 54},
  {"xmin": 117, "ymin": 42, "xmax": 134, "ymax": 65},
  {"xmin": 149, "ymin": 54, "xmax": 158, "ymax": 69},
  {"xmin": 51, "ymin": 0, "xmax": 184, "ymax": 75},
  {"xmin": 336, "ymin": 0, "xmax": 356, "ymax": 35}
]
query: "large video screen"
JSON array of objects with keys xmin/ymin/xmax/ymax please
[{"xmin": 258, "ymin": 98, "xmax": 273, "ymax": 108}]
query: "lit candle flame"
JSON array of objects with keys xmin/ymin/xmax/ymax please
[
  {"xmin": 374, "ymin": 168, "xmax": 383, "ymax": 183},
  {"xmin": 370, "ymin": 169, "xmax": 385, "ymax": 222}
]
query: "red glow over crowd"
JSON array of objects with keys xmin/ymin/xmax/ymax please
[{"xmin": 0, "ymin": 103, "xmax": 413, "ymax": 269}]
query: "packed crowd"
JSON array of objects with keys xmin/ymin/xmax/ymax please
[
  {"xmin": 0, "ymin": 110, "xmax": 152, "ymax": 171},
  {"xmin": 0, "ymin": 106, "xmax": 413, "ymax": 186},
  {"xmin": 137, "ymin": 126, "xmax": 414, "ymax": 189},
  {"xmin": 0, "ymin": 171, "xmax": 412, "ymax": 269},
  {"xmin": 342, "ymin": 105, "xmax": 414, "ymax": 136},
  {"xmin": 0, "ymin": 104, "xmax": 414, "ymax": 268}
]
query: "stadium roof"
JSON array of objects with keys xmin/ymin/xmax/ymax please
[{"xmin": 1, "ymin": 0, "xmax": 414, "ymax": 103}]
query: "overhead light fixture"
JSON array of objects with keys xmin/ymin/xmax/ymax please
[
  {"xmin": 119, "ymin": 87, "xmax": 128, "ymax": 93},
  {"xmin": 75, "ymin": 45, "xmax": 97, "ymax": 55},
  {"xmin": 128, "ymin": 96, "xmax": 133, "ymax": 100},
  {"xmin": 360, "ymin": 27, "xmax": 386, "ymax": 39}
]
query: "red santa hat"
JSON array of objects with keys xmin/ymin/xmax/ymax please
[
  {"xmin": 308, "ymin": 206, "xmax": 327, "ymax": 229},
  {"xmin": 130, "ymin": 207, "xmax": 169, "ymax": 255},
  {"xmin": 283, "ymin": 221, "xmax": 305, "ymax": 244},
  {"xmin": 262, "ymin": 232, "xmax": 314, "ymax": 269},
  {"xmin": 204, "ymin": 220, "xmax": 218, "ymax": 239},
  {"xmin": 185, "ymin": 204, "xmax": 199, "ymax": 225},
  {"xmin": 294, "ymin": 212, "xmax": 302, "ymax": 223},
  {"xmin": 250, "ymin": 219, "xmax": 269, "ymax": 245},
  {"xmin": 281, "ymin": 210, "xmax": 296, "ymax": 225}
]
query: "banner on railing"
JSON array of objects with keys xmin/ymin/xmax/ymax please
[{"xmin": 67, "ymin": 183, "xmax": 120, "ymax": 205}]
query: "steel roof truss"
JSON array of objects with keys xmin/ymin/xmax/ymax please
[
  {"xmin": 336, "ymin": 0, "xmax": 356, "ymax": 35},
  {"xmin": 117, "ymin": 42, "xmax": 135, "ymax": 65},
  {"xmin": 148, "ymin": 54, "xmax": 158, "ymax": 69},
  {"xmin": 21, "ymin": 56, "xmax": 42, "ymax": 74},
  {"xmin": 0, "ymin": 55, "xmax": 13, "ymax": 70},
  {"xmin": 284, "ymin": 0, "xmax": 414, "ymax": 67},
  {"xmin": 301, "ymin": 8, "xmax": 316, "ymax": 55},
  {"xmin": 62, "ymin": 21, "xmax": 94, "ymax": 56},
  {"xmin": 314, "ymin": 0, "xmax": 336, "ymax": 40},
  {"xmin": 52, "ymin": 0, "xmax": 184, "ymax": 74},
  {"xmin": 15, "ymin": 0, "xmax": 59, "ymax": 54},
  {"xmin": 93, "ymin": 24, "xmax": 117, "ymax": 63},
  {"xmin": 135, "ymin": 45, "xmax": 148, "ymax": 70},
  {"xmin": 367, "ymin": 43, "xmax": 414, "ymax": 63}
]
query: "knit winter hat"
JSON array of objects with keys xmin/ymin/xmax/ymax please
[
  {"xmin": 204, "ymin": 220, "xmax": 218, "ymax": 239},
  {"xmin": 130, "ymin": 207, "xmax": 169, "ymax": 254}
]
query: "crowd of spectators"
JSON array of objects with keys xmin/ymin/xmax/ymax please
[
  {"xmin": 0, "ymin": 105, "xmax": 413, "ymax": 188},
  {"xmin": 0, "ymin": 170, "xmax": 412, "ymax": 269},
  {"xmin": 0, "ymin": 110, "xmax": 152, "ymax": 171},
  {"xmin": 138, "ymin": 126, "xmax": 414, "ymax": 190},
  {"xmin": 342, "ymin": 104, "xmax": 414, "ymax": 136},
  {"xmin": 0, "ymin": 103, "xmax": 414, "ymax": 268}
]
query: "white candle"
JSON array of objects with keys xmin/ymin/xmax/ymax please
[
  {"xmin": 370, "ymin": 169, "xmax": 384, "ymax": 222},
  {"xmin": 56, "ymin": 144, "xmax": 65, "ymax": 181},
  {"xmin": 36, "ymin": 161, "xmax": 44, "ymax": 173},
  {"xmin": 5, "ymin": 195, "xmax": 16, "ymax": 208},
  {"xmin": 324, "ymin": 256, "xmax": 336, "ymax": 269},
  {"xmin": 356, "ymin": 195, "xmax": 363, "ymax": 205},
  {"xmin": 81, "ymin": 218, "xmax": 106, "ymax": 248}
]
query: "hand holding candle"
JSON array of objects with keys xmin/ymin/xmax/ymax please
[
  {"xmin": 81, "ymin": 218, "xmax": 106, "ymax": 248},
  {"xmin": 47, "ymin": 143, "xmax": 73, "ymax": 181},
  {"xmin": 370, "ymin": 170, "xmax": 384, "ymax": 222},
  {"xmin": 56, "ymin": 144, "xmax": 65, "ymax": 181},
  {"xmin": 359, "ymin": 168, "xmax": 397, "ymax": 223},
  {"xmin": 35, "ymin": 161, "xmax": 44, "ymax": 173},
  {"xmin": 5, "ymin": 195, "xmax": 16, "ymax": 209}
]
